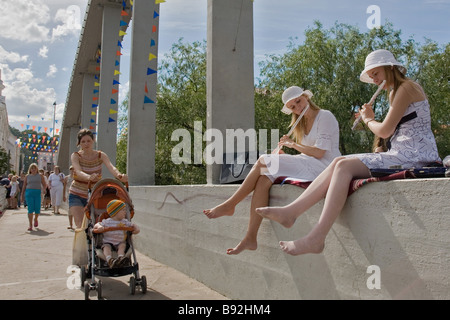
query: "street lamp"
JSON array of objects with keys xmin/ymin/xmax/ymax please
[{"xmin": 50, "ymin": 101, "xmax": 56, "ymax": 171}]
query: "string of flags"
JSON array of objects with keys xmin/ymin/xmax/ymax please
[
  {"xmin": 143, "ymin": 0, "xmax": 162, "ymax": 106},
  {"xmin": 19, "ymin": 116, "xmax": 60, "ymax": 135},
  {"xmin": 15, "ymin": 134, "xmax": 60, "ymax": 161}
]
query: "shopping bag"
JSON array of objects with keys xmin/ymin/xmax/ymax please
[{"xmin": 72, "ymin": 215, "xmax": 88, "ymax": 266}]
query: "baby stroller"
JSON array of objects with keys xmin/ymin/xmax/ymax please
[{"xmin": 80, "ymin": 178, "xmax": 147, "ymax": 300}]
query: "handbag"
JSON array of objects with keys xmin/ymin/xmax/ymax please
[{"xmin": 219, "ymin": 151, "xmax": 259, "ymax": 184}]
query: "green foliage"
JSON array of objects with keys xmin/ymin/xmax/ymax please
[{"xmin": 0, "ymin": 146, "xmax": 9, "ymax": 174}]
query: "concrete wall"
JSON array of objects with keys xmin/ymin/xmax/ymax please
[{"xmin": 130, "ymin": 178, "xmax": 450, "ymax": 300}]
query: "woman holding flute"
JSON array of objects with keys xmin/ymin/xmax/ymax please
[
  {"xmin": 203, "ymin": 87, "xmax": 341, "ymax": 255},
  {"xmin": 257, "ymin": 49, "xmax": 441, "ymax": 256}
]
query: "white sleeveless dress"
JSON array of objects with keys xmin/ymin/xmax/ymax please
[
  {"xmin": 261, "ymin": 109, "xmax": 342, "ymax": 182},
  {"xmin": 347, "ymin": 99, "xmax": 441, "ymax": 169}
]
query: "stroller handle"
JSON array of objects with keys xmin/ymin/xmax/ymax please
[{"xmin": 93, "ymin": 226, "xmax": 135, "ymax": 233}]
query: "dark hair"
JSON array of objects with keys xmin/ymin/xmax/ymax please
[{"xmin": 77, "ymin": 128, "xmax": 95, "ymax": 146}]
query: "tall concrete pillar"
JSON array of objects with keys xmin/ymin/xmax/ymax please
[
  {"xmin": 81, "ymin": 73, "xmax": 97, "ymax": 134},
  {"xmin": 97, "ymin": 4, "xmax": 122, "ymax": 174},
  {"xmin": 206, "ymin": 0, "xmax": 255, "ymax": 184},
  {"xmin": 127, "ymin": 0, "xmax": 159, "ymax": 185}
]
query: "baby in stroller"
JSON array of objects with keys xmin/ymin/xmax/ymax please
[{"xmin": 93, "ymin": 199, "xmax": 140, "ymax": 268}]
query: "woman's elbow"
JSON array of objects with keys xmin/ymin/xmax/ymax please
[
  {"xmin": 377, "ymin": 129, "xmax": 395, "ymax": 139},
  {"xmin": 315, "ymin": 150, "xmax": 326, "ymax": 159}
]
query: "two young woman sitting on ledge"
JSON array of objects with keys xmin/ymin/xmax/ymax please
[{"xmin": 204, "ymin": 49, "xmax": 441, "ymax": 256}]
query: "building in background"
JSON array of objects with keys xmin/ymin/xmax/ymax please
[{"xmin": 0, "ymin": 69, "xmax": 21, "ymax": 174}]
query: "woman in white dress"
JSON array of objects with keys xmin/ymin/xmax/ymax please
[
  {"xmin": 257, "ymin": 49, "xmax": 441, "ymax": 256},
  {"xmin": 48, "ymin": 166, "xmax": 65, "ymax": 214},
  {"xmin": 203, "ymin": 87, "xmax": 341, "ymax": 255}
]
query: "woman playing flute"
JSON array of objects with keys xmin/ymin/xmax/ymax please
[
  {"xmin": 257, "ymin": 49, "xmax": 441, "ymax": 256},
  {"xmin": 204, "ymin": 86, "xmax": 341, "ymax": 255}
]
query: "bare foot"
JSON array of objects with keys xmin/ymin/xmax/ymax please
[
  {"xmin": 279, "ymin": 237, "xmax": 324, "ymax": 256},
  {"xmin": 255, "ymin": 206, "xmax": 296, "ymax": 228},
  {"xmin": 226, "ymin": 238, "xmax": 257, "ymax": 255},
  {"xmin": 203, "ymin": 202, "xmax": 235, "ymax": 219}
]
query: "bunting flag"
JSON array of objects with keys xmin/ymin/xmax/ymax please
[{"xmin": 141, "ymin": 1, "xmax": 162, "ymax": 106}]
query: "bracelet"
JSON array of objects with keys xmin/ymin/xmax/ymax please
[{"xmin": 365, "ymin": 118, "xmax": 375, "ymax": 125}]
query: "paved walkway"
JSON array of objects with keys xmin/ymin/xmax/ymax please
[{"xmin": 0, "ymin": 206, "xmax": 228, "ymax": 300}]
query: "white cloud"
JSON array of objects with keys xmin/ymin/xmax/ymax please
[
  {"xmin": 0, "ymin": 46, "xmax": 29, "ymax": 64},
  {"xmin": 47, "ymin": 64, "xmax": 58, "ymax": 78},
  {"xmin": 51, "ymin": 5, "xmax": 82, "ymax": 42},
  {"xmin": 0, "ymin": 0, "xmax": 51, "ymax": 43},
  {"xmin": 1, "ymin": 62, "xmax": 56, "ymax": 126},
  {"xmin": 39, "ymin": 46, "xmax": 49, "ymax": 58}
]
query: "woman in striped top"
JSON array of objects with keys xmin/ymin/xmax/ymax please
[{"xmin": 69, "ymin": 129, "xmax": 128, "ymax": 228}]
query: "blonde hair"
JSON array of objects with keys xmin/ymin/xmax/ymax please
[
  {"xmin": 28, "ymin": 163, "xmax": 39, "ymax": 174},
  {"xmin": 384, "ymin": 65, "xmax": 424, "ymax": 102},
  {"xmin": 289, "ymin": 98, "xmax": 321, "ymax": 144}
]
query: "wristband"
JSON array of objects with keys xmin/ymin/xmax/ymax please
[{"xmin": 365, "ymin": 118, "xmax": 374, "ymax": 125}]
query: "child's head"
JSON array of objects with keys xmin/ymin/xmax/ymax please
[{"xmin": 106, "ymin": 199, "xmax": 126, "ymax": 220}]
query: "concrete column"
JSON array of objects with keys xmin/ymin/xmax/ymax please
[
  {"xmin": 81, "ymin": 73, "xmax": 97, "ymax": 133},
  {"xmin": 97, "ymin": 4, "xmax": 122, "ymax": 174},
  {"xmin": 57, "ymin": 125, "xmax": 81, "ymax": 173},
  {"xmin": 127, "ymin": 0, "xmax": 159, "ymax": 185},
  {"xmin": 206, "ymin": 0, "xmax": 255, "ymax": 184}
]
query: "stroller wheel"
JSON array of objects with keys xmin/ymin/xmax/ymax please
[
  {"xmin": 140, "ymin": 275, "xmax": 147, "ymax": 294},
  {"xmin": 80, "ymin": 266, "xmax": 87, "ymax": 286},
  {"xmin": 97, "ymin": 280, "xmax": 102, "ymax": 300},
  {"xmin": 130, "ymin": 276, "xmax": 136, "ymax": 295},
  {"xmin": 84, "ymin": 281, "xmax": 90, "ymax": 300}
]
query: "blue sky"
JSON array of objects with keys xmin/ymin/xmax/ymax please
[{"xmin": 0, "ymin": 0, "xmax": 449, "ymax": 133}]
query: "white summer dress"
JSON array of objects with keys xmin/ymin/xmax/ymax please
[
  {"xmin": 347, "ymin": 99, "xmax": 441, "ymax": 169},
  {"xmin": 261, "ymin": 109, "xmax": 341, "ymax": 182}
]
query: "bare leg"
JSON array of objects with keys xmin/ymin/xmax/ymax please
[
  {"xmin": 227, "ymin": 176, "xmax": 273, "ymax": 255},
  {"xmin": 27, "ymin": 213, "xmax": 33, "ymax": 230},
  {"xmin": 117, "ymin": 242, "xmax": 126, "ymax": 257},
  {"xmin": 204, "ymin": 157, "xmax": 269, "ymax": 219},
  {"xmin": 256, "ymin": 156, "xmax": 345, "ymax": 227},
  {"xmin": 71, "ymin": 205, "xmax": 85, "ymax": 229},
  {"xmin": 278, "ymin": 158, "xmax": 370, "ymax": 255}
]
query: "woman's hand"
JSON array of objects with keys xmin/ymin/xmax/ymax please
[
  {"xmin": 360, "ymin": 103, "xmax": 375, "ymax": 123},
  {"xmin": 278, "ymin": 135, "xmax": 296, "ymax": 149},
  {"xmin": 89, "ymin": 173, "xmax": 101, "ymax": 182},
  {"xmin": 117, "ymin": 174, "xmax": 128, "ymax": 183}
]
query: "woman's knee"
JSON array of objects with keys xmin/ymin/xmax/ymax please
[
  {"xmin": 334, "ymin": 157, "xmax": 369, "ymax": 177},
  {"xmin": 255, "ymin": 175, "xmax": 273, "ymax": 191}
]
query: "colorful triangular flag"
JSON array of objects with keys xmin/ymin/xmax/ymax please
[{"xmin": 144, "ymin": 96, "xmax": 155, "ymax": 104}]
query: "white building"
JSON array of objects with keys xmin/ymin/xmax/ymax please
[{"xmin": 0, "ymin": 69, "xmax": 20, "ymax": 174}]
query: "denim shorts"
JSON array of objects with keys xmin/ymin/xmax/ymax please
[{"xmin": 69, "ymin": 193, "xmax": 88, "ymax": 208}]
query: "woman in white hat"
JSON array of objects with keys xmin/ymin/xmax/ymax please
[
  {"xmin": 257, "ymin": 49, "xmax": 441, "ymax": 256},
  {"xmin": 204, "ymin": 86, "xmax": 341, "ymax": 255}
]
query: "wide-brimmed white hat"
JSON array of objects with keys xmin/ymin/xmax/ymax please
[
  {"xmin": 281, "ymin": 86, "xmax": 313, "ymax": 114},
  {"xmin": 360, "ymin": 49, "xmax": 406, "ymax": 83}
]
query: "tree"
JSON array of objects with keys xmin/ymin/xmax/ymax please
[{"xmin": 0, "ymin": 146, "xmax": 9, "ymax": 174}]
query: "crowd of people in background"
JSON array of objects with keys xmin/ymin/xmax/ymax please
[{"xmin": 1, "ymin": 166, "xmax": 73, "ymax": 229}]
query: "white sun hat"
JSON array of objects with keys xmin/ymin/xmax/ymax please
[
  {"xmin": 360, "ymin": 49, "xmax": 407, "ymax": 83},
  {"xmin": 281, "ymin": 86, "xmax": 313, "ymax": 114}
]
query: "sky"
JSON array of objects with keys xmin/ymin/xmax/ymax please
[{"xmin": 0, "ymin": 0, "xmax": 449, "ymax": 134}]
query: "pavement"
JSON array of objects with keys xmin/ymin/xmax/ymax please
[{"xmin": 0, "ymin": 205, "xmax": 228, "ymax": 301}]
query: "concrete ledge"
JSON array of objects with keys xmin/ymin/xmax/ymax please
[{"xmin": 130, "ymin": 178, "xmax": 450, "ymax": 300}]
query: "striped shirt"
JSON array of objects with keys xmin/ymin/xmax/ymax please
[{"xmin": 69, "ymin": 151, "xmax": 103, "ymax": 198}]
